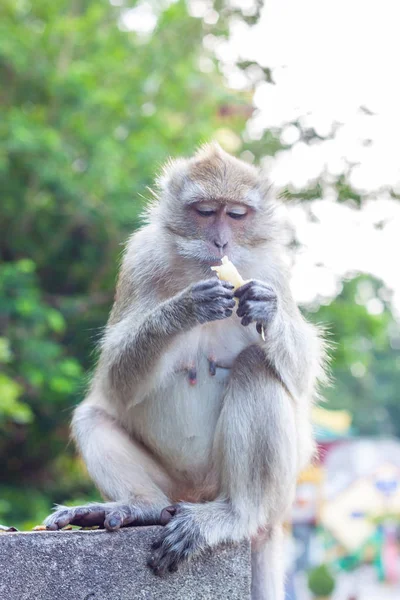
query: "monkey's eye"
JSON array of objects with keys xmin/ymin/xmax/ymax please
[
  {"xmin": 196, "ymin": 207, "xmax": 216, "ymax": 217},
  {"xmin": 227, "ymin": 208, "xmax": 247, "ymax": 220}
]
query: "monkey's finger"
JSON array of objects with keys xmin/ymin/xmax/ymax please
[
  {"xmin": 234, "ymin": 281, "xmax": 254, "ymax": 297},
  {"xmin": 217, "ymin": 287, "xmax": 236, "ymax": 299},
  {"xmin": 210, "ymin": 283, "xmax": 235, "ymax": 297},
  {"xmin": 200, "ymin": 297, "xmax": 235, "ymax": 311},
  {"xmin": 236, "ymin": 300, "xmax": 251, "ymax": 318},
  {"xmin": 195, "ymin": 279, "xmax": 233, "ymax": 292},
  {"xmin": 237, "ymin": 287, "xmax": 275, "ymax": 303},
  {"xmin": 64, "ymin": 508, "xmax": 93, "ymax": 528},
  {"xmin": 151, "ymin": 538, "xmax": 163, "ymax": 551},
  {"xmin": 241, "ymin": 315, "xmax": 253, "ymax": 327},
  {"xmin": 209, "ymin": 289, "xmax": 235, "ymax": 301},
  {"xmin": 196, "ymin": 285, "xmax": 234, "ymax": 302},
  {"xmin": 47, "ymin": 507, "xmax": 93, "ymax": 530},
  {"xmin": 194, "ymin": 278, "xmax": 221, "ymax": 290},
  {"xmin": 220, "ymin": 280, "xmax": 235, "ymax": 290},
  {"xmin": 148, "ymin": 552, "xmax": 169, "ymax": 576},
  {"xmin": 222, "ymin": 298, "xmax": 236, "ymax": 309},
  {"xmin": 47, "ymin": 510, "xmax": 72, "ymax": 530},
  {"xmin": 149, "ymin": 549, "xmax": 179, "ymax": 577}
]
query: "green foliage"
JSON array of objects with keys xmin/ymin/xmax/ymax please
[
  {"xmin": 0, "ymin": 0, "xmax": 254, "ymax": 528},
  {"xmin": 309, "ymin": 275, "xmax": 400, "ymax": 436},
  {"xmin": 307, "ymin": 564, "xmax": 335, "ymax": 597},
  {"xmin": 0, "ymin": 0, "xmax": 399, "ymax": 532}
]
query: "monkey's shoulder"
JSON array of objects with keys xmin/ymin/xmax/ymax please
[{"xmin": 119, "ymin": 225, "xmax": 176, "ymax": 297}]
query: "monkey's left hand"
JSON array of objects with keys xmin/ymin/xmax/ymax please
[{"xmin": 235, "ymin": 280, "xmax": 277, "ymax": 333}]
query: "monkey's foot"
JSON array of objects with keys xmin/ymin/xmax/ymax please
[
  {"xmin": 44, "ymin": 502, "xmax": 163, "ymax": 532},
  {"xmin": 148, "ymin": 504, "xmax": 206, "ymax": 576}
]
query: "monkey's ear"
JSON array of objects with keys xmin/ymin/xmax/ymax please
[
  {"xmin": 258, "ymin": 175, "xmax": 274, "ymax": 201},
  {"xmin": 156, "ymin": 157, "xmax": 189, "ymax": 197}
]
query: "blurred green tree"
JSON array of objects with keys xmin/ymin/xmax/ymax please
[
  {"xmin": 1, "ymin": 0, "xmax": 399, "ymax": 531},
  {"xmin": 310, "ymin": 275, "xmax": 400, "ymax": 437},
  {"xmin": 0, "ymin": 0, "xmax": 254, "ymax": 528}
]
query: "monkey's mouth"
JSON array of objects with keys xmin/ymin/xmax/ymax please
[
  {"xmin": 204, "ymin": 256, "xmax": 227, "ymax": 267},
  {"xmin": 204, "ymin": 245, "xmax": 228, "ymax": 265}
]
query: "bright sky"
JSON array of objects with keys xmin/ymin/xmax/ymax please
[
  {"xmin": 226, "ymin": 0, "xmax": 400, "ymax": 313},
  {"xmin": 122, "ymin": 0, "xmax": 400, "ymax": 314}
]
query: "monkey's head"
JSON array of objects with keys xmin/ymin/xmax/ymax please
[{"xmin": 150, "ymin": 143, "xmax": 277, "ymax": 268}]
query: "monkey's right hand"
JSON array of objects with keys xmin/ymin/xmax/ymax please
[{"xmin": 185, "ymin": 278, "xmax": 235, "ymax": 324}]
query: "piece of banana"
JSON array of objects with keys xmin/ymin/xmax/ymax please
[
  {"xmin": 210, "ymin": 255, "xmax": 245, "ymax": 291},
  {"xmin": 211, "ymin": 256, "xmax": 265, "ymax": 341}
]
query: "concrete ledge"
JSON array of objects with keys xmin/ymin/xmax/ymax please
[{"xmin": 0, "ymin": 527, "xmax": 251, "ymax": 599}]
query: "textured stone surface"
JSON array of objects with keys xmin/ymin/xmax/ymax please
[{"xmin": 0, "ymin": 527, "xmax": 251, "ymax": 599}]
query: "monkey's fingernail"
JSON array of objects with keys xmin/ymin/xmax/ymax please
[
  {"xmin": 209, "ymin": 360, "xmax": 216, "ymax": 376},
  {"xmin": 107, "ymin": 517, "xmax": 120, "ymax": 529}
]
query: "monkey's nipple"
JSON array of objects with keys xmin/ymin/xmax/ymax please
[
  {"xmin": 208, "ymin": 358, "xmax": 217, "ymax": 377},
  {"xmin": 187, "ymin": 366, "xmax": 197, "ymax": 386}
]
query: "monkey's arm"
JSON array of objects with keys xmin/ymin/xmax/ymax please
[
  {"xmin": 235, "ymin": 280, "xmax": 324, "ymax": 399},
  {"xmin": 101, "ymin": 278, "xmax": 235, "ymax": 402}
]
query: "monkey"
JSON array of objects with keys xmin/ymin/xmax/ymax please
[{"xmin": 44, "ymin": 143, "xmax": 325, "ymax": 600}]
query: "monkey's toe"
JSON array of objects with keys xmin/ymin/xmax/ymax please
[
  {"xmin": 104, "ymin": 512, "xmax": 124, "ymax": 531},
  {"xmin": 45, "ymin": 505, "xmax": 106, "ymax": 530},
  {"xmin": 160, "ymin": 505, "xmax": 178, "ymax": 526},
  {"xmin": 148, "ymin": 552, "xmax": 179, "ymax": 576}
]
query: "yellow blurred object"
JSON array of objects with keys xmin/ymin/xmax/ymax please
[
  {"xmin": 320, "ymin": 464, "xmax": 400, "ymax": 552},
  {"xmin": 312, "ymin": 406, "xmax": 352, "ymax": 434},
  {"xmin": 298, "ymin": 464, "xmax": 324, "ymax": 484}
]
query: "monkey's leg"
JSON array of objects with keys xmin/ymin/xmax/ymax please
[
  {"xmin": 149, "ymin": 345, "xmax": 297, "ymax": 596},
  {"xmin": 45, "ymin": 404, "xmax": 173, "ymax": 531}
]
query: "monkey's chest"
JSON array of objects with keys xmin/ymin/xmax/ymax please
[
  {"xmin": 128, "ymin": 320, "xmax": 257, "ymax": 479},
  {"xmin": 171, "ymin": 317, "xmax": 256, "ymax": 379},
  {"xmin": 129, "ymin": 358, "xmax": 226, "ymax": 478}
]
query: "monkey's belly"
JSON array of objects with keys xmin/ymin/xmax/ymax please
[{"xmin": 128, "ymin": 360, "xmax": 229, "ymax": 485}]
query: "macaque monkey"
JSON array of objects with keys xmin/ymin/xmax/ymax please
[{"xmin": 45, "ymin": 144, "xmax": 325, "ymax": 600}]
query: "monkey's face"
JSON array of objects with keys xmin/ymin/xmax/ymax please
[
  {"xmin": 184, "ymin": 200, "xmax": 253, "ymax": 265},
  {"xmin": 156, "ymin": 144, "xmax": 276, "ymax": 267}
]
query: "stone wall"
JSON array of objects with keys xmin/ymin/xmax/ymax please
[{"xmin": 0, "ymin": 526, "xmax": 251, "ymax": 599}]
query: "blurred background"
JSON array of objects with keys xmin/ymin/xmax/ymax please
[{"xmin": 1, "ymin": 1, "xmax": 400, "ymax": 598}]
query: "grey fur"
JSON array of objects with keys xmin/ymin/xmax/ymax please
[{"xmin": 44, "ymin": 144, "xmax": 326, "ymax": 600}]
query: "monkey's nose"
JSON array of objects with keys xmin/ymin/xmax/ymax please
[{"xmin": 214, "ymin": 240, "xmax": 228, "ymax": 250}]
